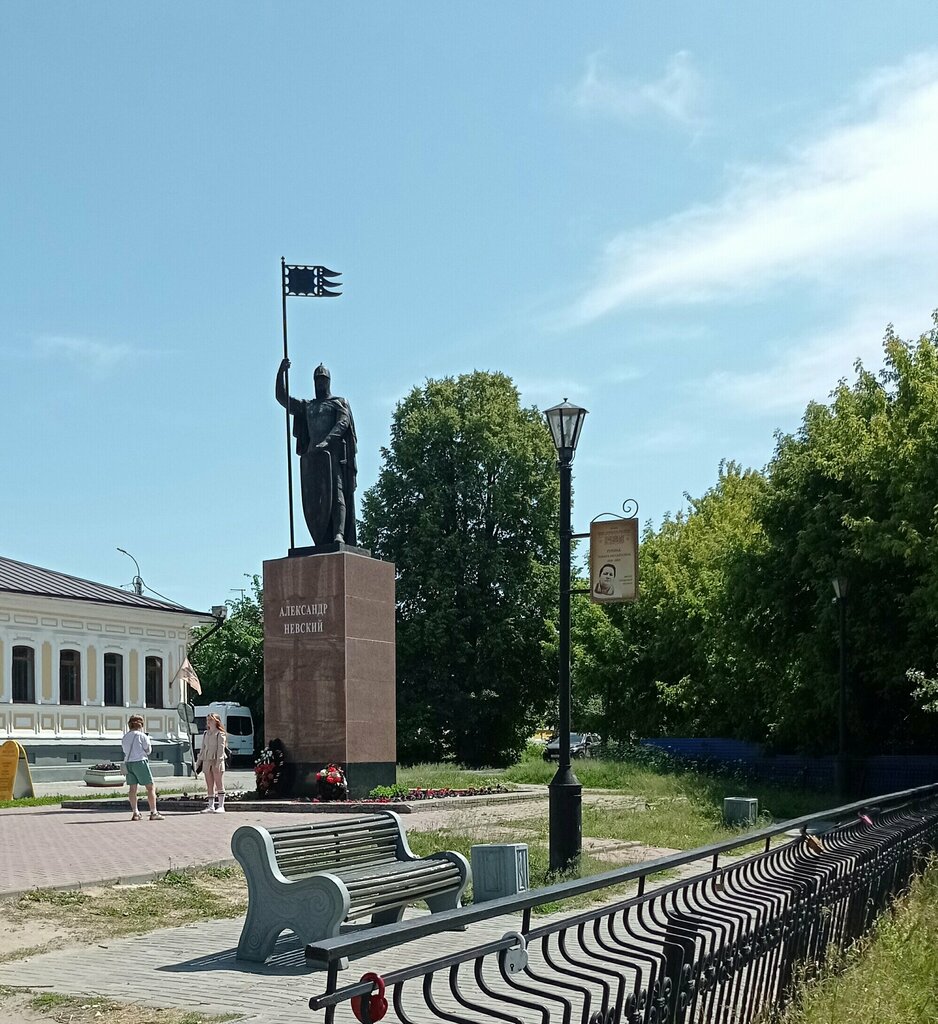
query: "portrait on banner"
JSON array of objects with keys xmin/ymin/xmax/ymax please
[{"xmin": 589, "ymin": 519, "xmax": 639, "ymax": 603}]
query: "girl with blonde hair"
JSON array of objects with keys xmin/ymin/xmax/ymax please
[{"xmin": 196, "ymin": 713, "xmax": 229, "ymax": 813}]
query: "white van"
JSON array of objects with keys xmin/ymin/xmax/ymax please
[{"xmin": 193, "ymin": 702, "xmax": 255, "ymax": 766}]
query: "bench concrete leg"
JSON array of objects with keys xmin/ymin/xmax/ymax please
[
  {"xmin": 425, "ymin": 890, "xmax": 468, "ymax": 930},
  {"xmin": 371, "ymin": 906, "xmax": 406, "ymax": 927},
  {"xmin": 236, "ymin": 905, "xmax": 286, "ymax": 962}
]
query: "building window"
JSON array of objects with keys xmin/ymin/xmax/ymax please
[
  {"xmin": 59, "ymin": 650, "xmax": 81, "ymax": 705},
  {"xmin": 104, "ymin": 653, "xmax": 124, "ymax": 707},
  {"xmin": 145, "ymin": 656, "xmax": 163, "ymax": 708},
  {"xmin": 12, "ymin": 646, "xmax": 36, "ymax": 703}
]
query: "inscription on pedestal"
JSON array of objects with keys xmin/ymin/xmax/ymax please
[{"xmin": 279, "ymin": 602, "xmax": 329, "ymax": 634}]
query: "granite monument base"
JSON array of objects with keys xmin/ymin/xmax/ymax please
[{"xmin": 263, "ymin": 550, "xmax": 396, "ymax": 799}]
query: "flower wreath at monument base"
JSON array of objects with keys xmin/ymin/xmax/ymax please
[{"xmin": 254, "ymin": 739, "xmax": 287, "ymax": 797}]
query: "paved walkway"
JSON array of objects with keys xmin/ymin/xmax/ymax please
[
  {"xmin": 0, "ymin": 791, "xmax": 732, "ymax": 1024},
  {"xmin": 0, "ymin": 788, "xmax": 557, "ymax": 895},
  {"xmin": 0, "ymin": 913, "xmax": 518, "ymax": 1024},
  {"xmin": 0, "ymin": 804, "xmax": 350, "ymax": 895},
  {"xmin": 27, "ymin": 769, "xmax": 258, "ymax": 799}
]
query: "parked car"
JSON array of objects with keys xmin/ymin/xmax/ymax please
[{"xmin": 542, "ymin": 732, "xmax": 600, "ymax": 761}]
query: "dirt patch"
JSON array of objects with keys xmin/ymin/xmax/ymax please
[
  {"xmin": 582, "ymin": 837, "xmax": 680, "ymax": 864},
  {"xmin": 0, "ymin": 868, "xmax": 247, "ymax": 964},
  {"xmin": 0, "ymin": 988, "xmax": 238, "ymax": 1023},
  {"xmin": 583, "ymin": 794, "xmax": 647, "ymax": 811},
  {"xmin": 0, "ymin": 921, "xmax": 71, "ymax": 960}
]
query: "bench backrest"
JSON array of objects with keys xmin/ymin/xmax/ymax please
[{"xmin": 267, "ymin": 815, "xmax": 401, "ymax": 879}]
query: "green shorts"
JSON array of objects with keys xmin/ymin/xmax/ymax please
[{"xmin": 125, "ymin": 760, "xmax": 153, "ymax": 786}]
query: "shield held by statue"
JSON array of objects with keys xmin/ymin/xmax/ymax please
[{"xmin": 302, "ymin": 446, "xmax": 334, "ymax": 546}]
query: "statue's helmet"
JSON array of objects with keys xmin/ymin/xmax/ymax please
[{"xmin": 314, "ymin": 363, "xmax": 331, "ymax": 381}]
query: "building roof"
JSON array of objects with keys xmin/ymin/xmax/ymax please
[{"xmin": 0, "ymin": 556, "xmax": 209, "ymax": 617}]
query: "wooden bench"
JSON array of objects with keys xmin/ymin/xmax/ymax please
[{"xmin": 231, "ymin": 812, "xmax": 470, "ymax": 964}]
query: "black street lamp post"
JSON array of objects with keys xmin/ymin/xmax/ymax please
[
  {"xmin": 832, "ymin": 577, "xmax": 849, "ymax": 799},
  {"xmin": 544, "ymin": 399, "xmax": 588, "ymax": 873}
]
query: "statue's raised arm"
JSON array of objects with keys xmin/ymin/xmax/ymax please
[{"xmin": 275, "ymin": 357, "xmax": 302, "ymax": 414}]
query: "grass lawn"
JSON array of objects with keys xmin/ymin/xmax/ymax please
[
  {"xmin": 0, "ymin": 867, "xmax": 247, "ymax": 964},
  {"xmin": 2, "ymin": 990, "xmax": 240, "ymax": 1024},
  {"xmin": 783, "ymin": 857, "xmax": 938, "ymax": 1024},
  {"xmin": 0, "ymin": 789, "xmax": 194, "ymax": 810},
  {"xmin": 402, "ymin": 747, "xmax": 838, "ymax": 910},
  {"xmin": 0, "ymin": 748, "xmax": 841, "ymax": 934}
]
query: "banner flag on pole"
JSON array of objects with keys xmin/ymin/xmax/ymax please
[
  {"xmin": 284, "ymin": 265, "xmax": 342, "ymax": 297},
  {"xmin": 171, "ymin": 657, "xmax": 202, "ymax": 696}
]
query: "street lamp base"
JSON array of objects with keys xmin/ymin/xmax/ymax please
[{"xmin": 548, "ymin": 767, "xmax": 582, "ymax": 873}]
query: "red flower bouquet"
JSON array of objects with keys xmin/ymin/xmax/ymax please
[{"xmin": 315, "ymin": 762, "xmax": 349, "ymax": 801}]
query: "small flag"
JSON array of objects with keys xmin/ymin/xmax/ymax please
[
  {"xmin": 171, "ymin": 657, "xmax": 202, "ymax": 696},
  {"xmin": 284, "ymin": 265, "xmax": 342, "ymax": 297}
]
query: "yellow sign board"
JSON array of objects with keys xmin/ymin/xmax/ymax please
[
  {"xmin": 590, "ymin": 518, "xmax": 639, "ymax": 604},
  {"xmin": 0, "ymin": 740, "xmax": 35, "ymax": 801}
]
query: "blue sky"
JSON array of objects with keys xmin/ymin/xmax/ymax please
[{"xmin": 3, "ymin": 3, "xmax": 937, "ymax": 612}]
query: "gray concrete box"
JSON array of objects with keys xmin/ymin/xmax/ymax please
[
  {"xmin": 724, "ymin": 797, "xmax": 759, "ymax": 826},
  {"xmin": 470, "ymin": 844, "xmax": 529, "ymax": 903}
]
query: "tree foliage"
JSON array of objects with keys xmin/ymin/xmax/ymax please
[
  {"xmin": 572, "ymin": 462, "xmax": 769, "ymax": 741},
  {"xmin": 189, "ymin": 575, "xmax": 264, "ymax": 741},
  {"xmin": 573, "ymin": 314, "xmax": 938, "ymax": 755},
  {"xmin": 360, "ymin": 371, "xmax": 560, "ymax": 766}
]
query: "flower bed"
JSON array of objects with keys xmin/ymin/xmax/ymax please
[
  {"xmin": 161, "ymin": 783, "xmax": 513, "ymax": 806},
  {"xmin": 84, "ymin": 762, "xmax": 125, "ymax": 787},
  {"xmin": 369, "ymin": 785, "xmax": 510, "ymax": 802}
]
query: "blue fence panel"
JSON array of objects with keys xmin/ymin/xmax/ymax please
[{"xmin": 641, "ymin": 737, "xmax": 938, "ymax": 793}]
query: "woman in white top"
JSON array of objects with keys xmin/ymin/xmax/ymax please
[
  {"xmin": 121, "ymin": 715, "xmax": 164, "ymax": 821},
  {"xmin": 196, "ymin": 713, "xmax": 229, "ymax": 813}
]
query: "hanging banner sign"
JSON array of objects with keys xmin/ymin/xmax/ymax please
[
  {"xmin": 590, "ymin": 519, "xmax": 639, "ymax": 604},
  {"xmin": 0, "ymin": 739, "xmax": 35, "ymax": 801}
]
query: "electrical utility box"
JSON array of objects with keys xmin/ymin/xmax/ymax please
[
  {"xmin": 470, "ymin": 843, "xmax": 530, "ymax": 903},
  {"xmin": 723, "ymin": 797, "xmax": 759, "ymax": 826}
]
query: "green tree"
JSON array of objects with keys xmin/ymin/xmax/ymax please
[
  {"xmin": 757, "ymin": 316, "xmax": 938, "ymax": 752},
  {"xmin": 572, "ymin": 462, "xmax": 769, "ymax": 742},
  {"xmin": 189, "ymin": 575, "xmax": 264, "ymax": 743},
  {"xmin": 360, "ymin": 371, "xmax": 560, "ymax": 766},
  {"xmin": 572, "ymin": 314, "xmax": 938, "ymax": 756}
]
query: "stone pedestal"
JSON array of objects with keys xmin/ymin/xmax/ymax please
[{"xmin": 263, "ymin": 552, "xmax": 396, "ymax": 798}]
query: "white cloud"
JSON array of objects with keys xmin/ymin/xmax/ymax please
[
  {"xmin": 569, "ymin": 50, "xmax": 706, "ymax": 129},
  {"xmin": 33, "ymin": 335, "xmax": 131, "ymax": 372},
  {"xmin": 573, "ymin": 52, "xmax": 938, "ymax": 322},
  {"xmin": 702, "ymin": 302, "xmax": 934, "ymax": 415}
]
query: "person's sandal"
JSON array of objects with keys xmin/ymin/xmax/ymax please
[
  {"xmin": 149, "ymin": 811, "xmax": 165, "ymax": 821},
  {"xmin": 131, "ymin": 812, "xmax": 141, "ymax": 821}
]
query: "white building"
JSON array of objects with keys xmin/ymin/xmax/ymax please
[{"xmin": 0, "ymin": 556, "xmax": 214, "ymax": 782}]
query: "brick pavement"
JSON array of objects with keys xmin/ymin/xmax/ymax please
[
  {"xmin": 0, "ymin": 914, "xmax": 513, "ymax": 1024},
  {"xmin": 0, "ymin": 792, "xmax": 551, "ymax": 896},
  {"xmin": 0, "ymin": 805, "xmax": 347, "ymax": 896},
  {"xmin": 0, "ymin": 794, "xmax": 722, "ymax": 1024},
  {"xmin": 27, "ymin": 769, "xmax": 259, "ymax": 800},
  {"xmin": 0, "ymin": 864, "xmax": 720, "ymax": 1024}
]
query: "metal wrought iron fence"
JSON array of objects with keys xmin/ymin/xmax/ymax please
[{"xmin": 307, "ymin": 784, "xmax": 938, "ymax": 1024}]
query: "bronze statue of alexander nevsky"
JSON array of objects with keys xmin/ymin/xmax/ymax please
[{"xmin": 276, "ymin": 358, "xmax": 358, "ymax": 548}]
